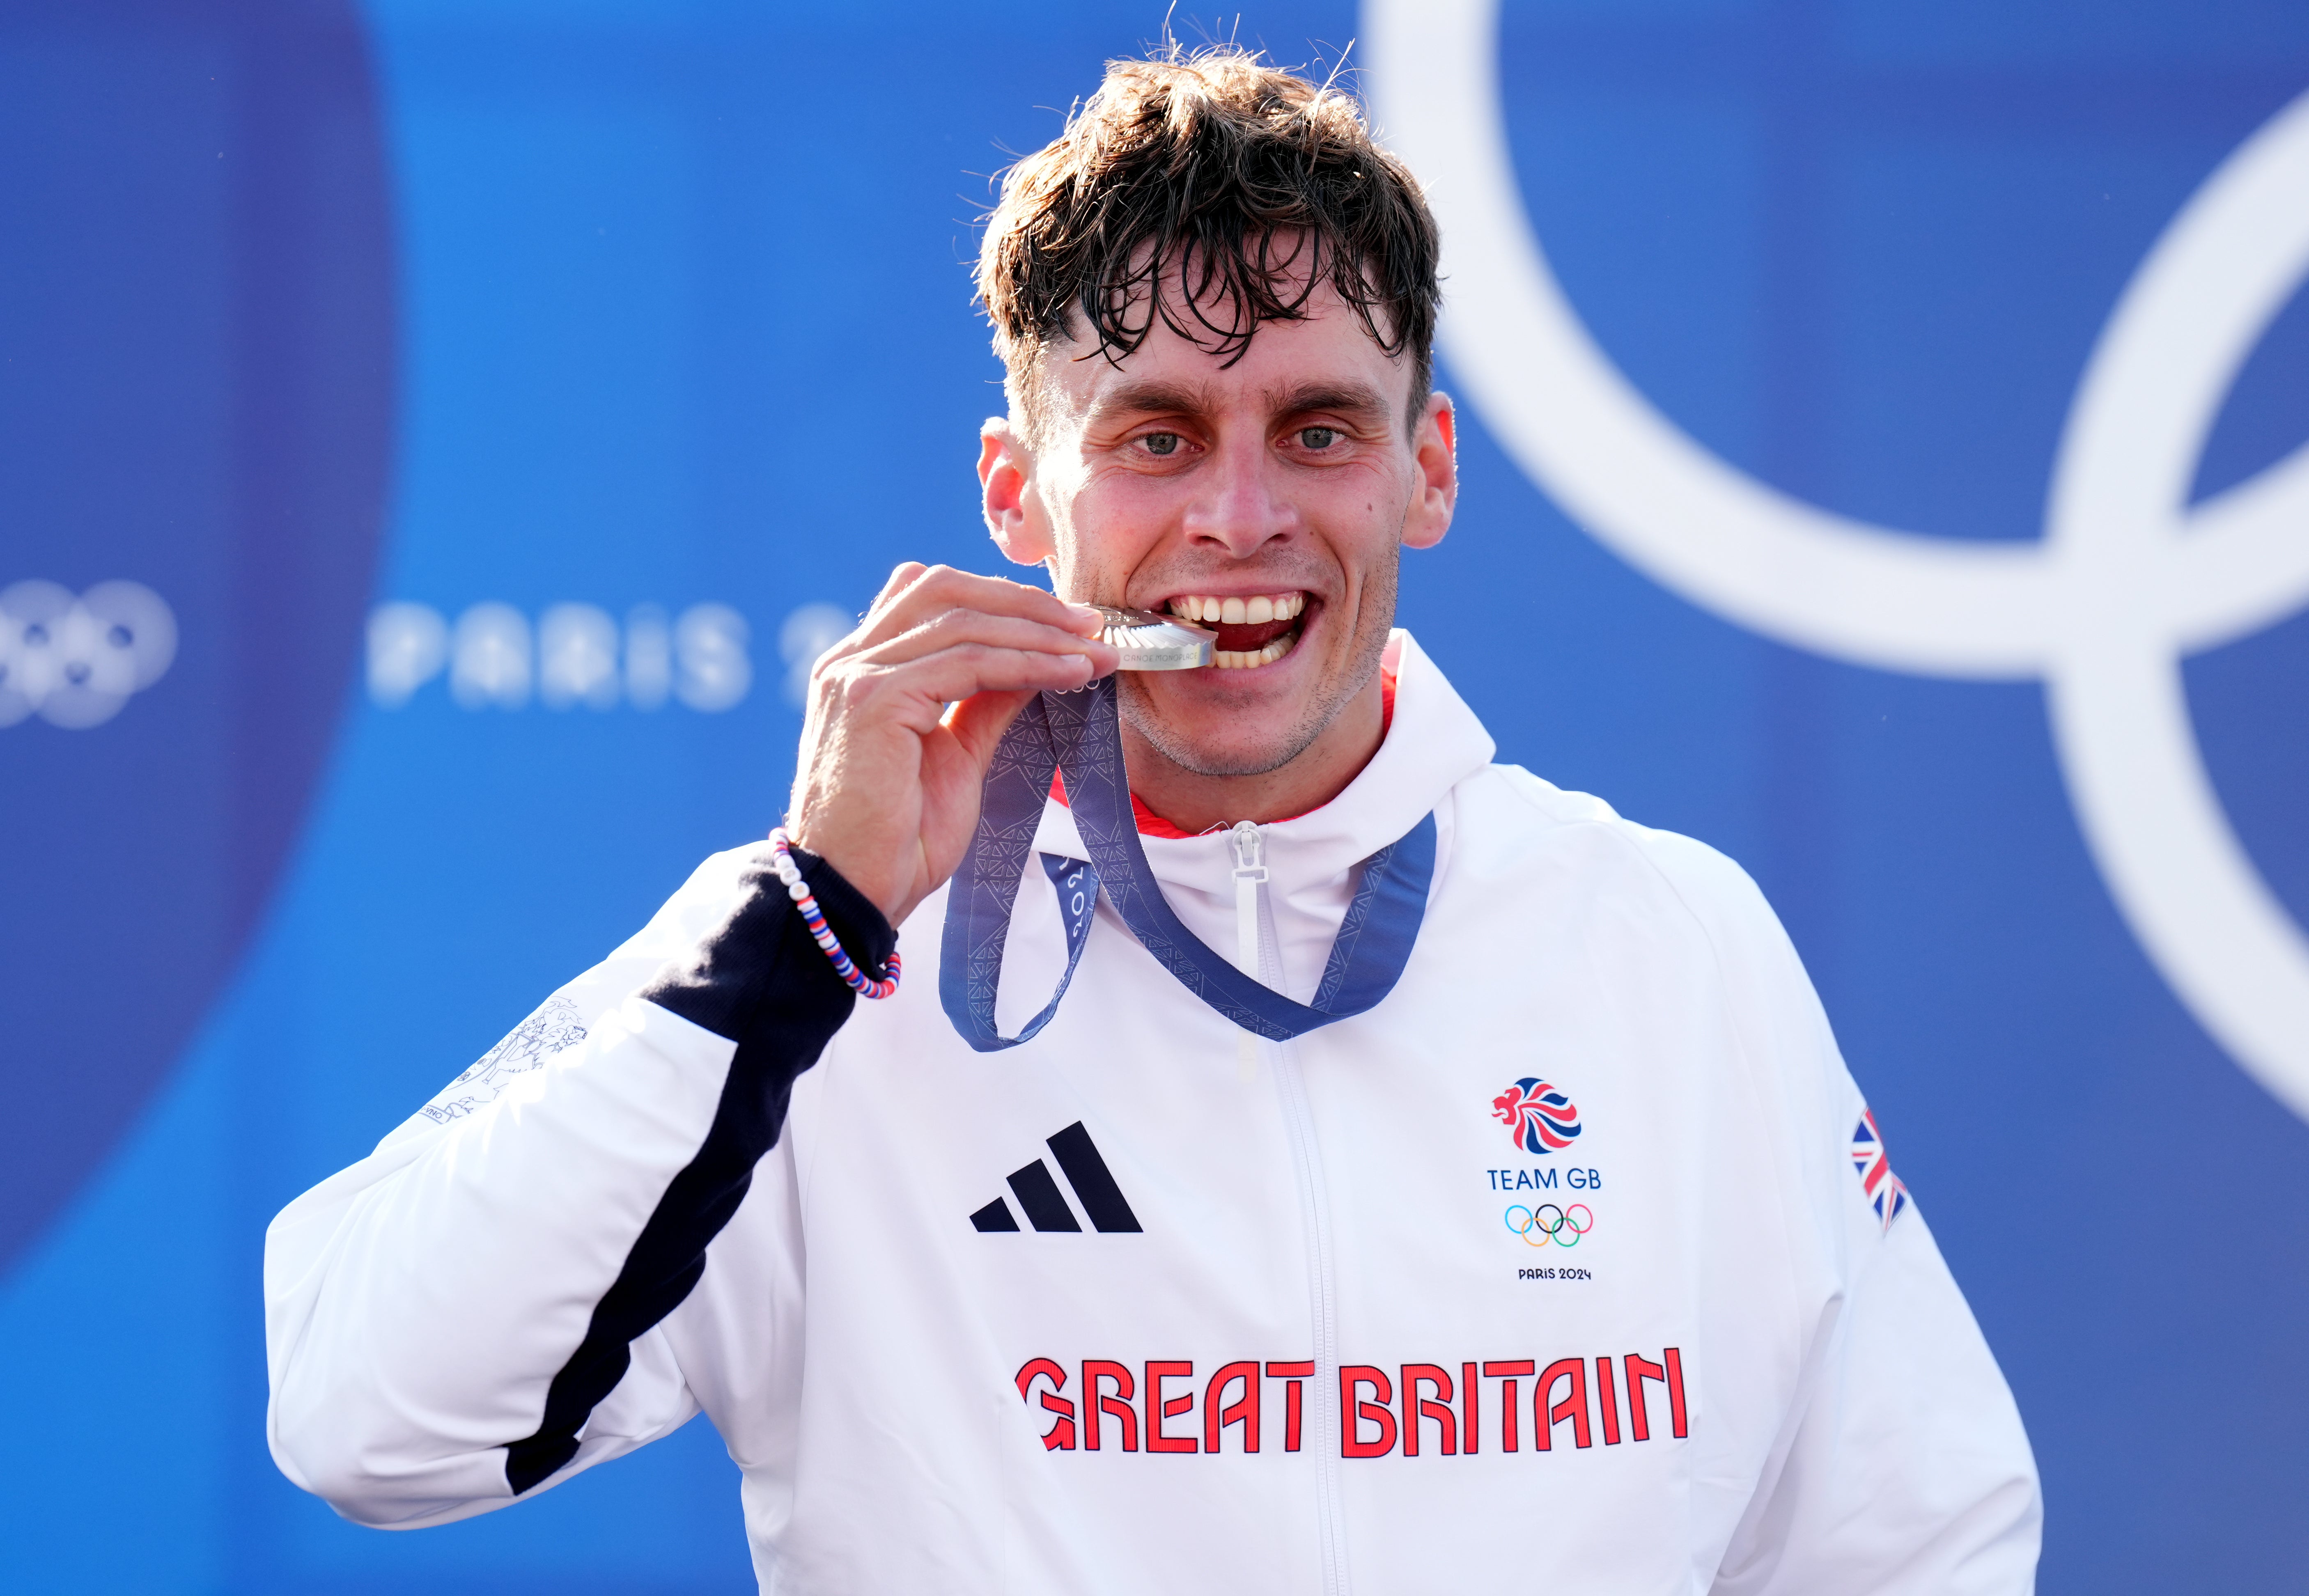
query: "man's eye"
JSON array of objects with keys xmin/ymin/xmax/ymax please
[
  {"xmin": 1142, "ymin": 432, "xmax": 1181, "ymax": 457},
  {"xmin": 1299, "ymin": 427, "xmax": 1340, "ymax": 450}
]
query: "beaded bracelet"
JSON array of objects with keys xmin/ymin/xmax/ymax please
[{"xmin": 768, "ymin": 827, "xmax": 901, "ymax": 999}]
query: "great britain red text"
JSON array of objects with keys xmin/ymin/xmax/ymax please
[{"xmin": 1013, "ymin": 1351, "xmax": 1687, "ymax": 1456}]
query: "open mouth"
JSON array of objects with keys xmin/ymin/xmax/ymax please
[{"xmin": 1165, "ymin": 592, "xmax": 1309, "ymax": 669}]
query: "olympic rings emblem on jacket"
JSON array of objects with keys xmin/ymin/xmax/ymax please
[{"xmin": 1505, "ymin": 1202, "xmax": 1594, "ymax": 1247}]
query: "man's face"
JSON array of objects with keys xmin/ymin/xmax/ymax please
[{"xmin": 980, "ymin": 278, "xmax": 1456, "ymax": 779}]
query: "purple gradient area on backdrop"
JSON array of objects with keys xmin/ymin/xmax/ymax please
[{"xmin": 0, "ymin": 0, "xmax": 392, "ymax": 1270}]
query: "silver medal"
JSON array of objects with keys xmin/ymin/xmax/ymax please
[{"xmin": 1095, "ymin": 605, "xmax": 1214, "ymax": 670}]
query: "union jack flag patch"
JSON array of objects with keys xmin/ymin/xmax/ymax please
[{"xmin": 1850, "ymin": 1108, "xmax": 1909, "ymax": 1232}]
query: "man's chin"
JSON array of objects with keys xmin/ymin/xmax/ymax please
[
  {"xmin": 1138, "ymin": 734, "xmax": 1311, "ymax": 782},
  {"xmin": 1116, "ymin": 678, "xmax": 1326, "ymax": 781}
]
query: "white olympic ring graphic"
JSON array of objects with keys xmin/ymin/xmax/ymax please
[
  {"xmin": 1369, "ymin": 1, "xmax": 2309, "ymax": 1120},
  {"xmin": 0, "ymin": 580, "xmax": 177, "ymax": 730},
  {"xmin": 1506, "ymin": 1202, "xmax": 1595, "ymax": 1248}
]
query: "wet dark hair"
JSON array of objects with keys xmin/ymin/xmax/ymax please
[{"xmin": 976, "ymin": 45, "xmax": 1441, "ymax": 436}]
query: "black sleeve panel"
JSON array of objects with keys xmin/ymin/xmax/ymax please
[
  {"xmin": 638, "ymin": 842, "xmax": 897, "ymax": 1044},
  {"xmin": 506, "ymin": 843, "xmax": 895, "ymax": 1495}
]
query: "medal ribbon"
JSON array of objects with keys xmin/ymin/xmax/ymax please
[{"xmin": 939, "ymin": 673, "xmax": 1435, "ymax": 1051}]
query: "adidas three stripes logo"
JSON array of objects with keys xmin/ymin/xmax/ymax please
[{"xmin": 971, "ymin": 1122, "xmax": 1142, "ymax": 1234}]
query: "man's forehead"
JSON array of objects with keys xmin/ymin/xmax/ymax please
[{"xmin": 1042, "ymin": 285, "xmax": 1407, "ymax": 422}]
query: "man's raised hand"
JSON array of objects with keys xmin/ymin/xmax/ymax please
[{"xmin": 785, "ymin": 564, "xmax": 1116, "ymax": 927}]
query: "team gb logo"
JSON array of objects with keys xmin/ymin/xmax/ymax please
[{"xmin": 1493, "ymin": 1078, "xmax": 1582, "ymax": 1155}]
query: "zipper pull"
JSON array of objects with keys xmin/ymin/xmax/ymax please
[
  {"xmin": 1230, "ymin": 820, "xmax": 1266, "ymax": 978},
  {"xmin": 1229, "ymin": 818, "xmax": 1267, "ymax": 876}
]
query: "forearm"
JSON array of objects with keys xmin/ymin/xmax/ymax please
[{"xmin": 264, "ymin": 842, "xmax": 892, "ymax": 1523}]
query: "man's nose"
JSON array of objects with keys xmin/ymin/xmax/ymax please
[{"xmin": 1182, "ymin": 436, "xmax": 1297, "ymax": 558}]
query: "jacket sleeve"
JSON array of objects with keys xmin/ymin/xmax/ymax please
[
  {"xmin": 1711, "ymin": 1206, "xmax": 2043, "ymax": 1595},
  {"xmin": 1637, "ymin": 829, "xmax": 2041, "ymax": 1595},
  {"xmin": 262, "ymin": 839, "xmax": 894, "ymax": 1528}
]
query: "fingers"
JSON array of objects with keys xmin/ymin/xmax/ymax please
[
  {"xmin": 857, "ymin": 561, "xmax": 924, "ymax": 625},
  {"xmin": 839, "ymin": 644, "xmax": 1102, "ymax": 732},
  {"xmin": 845, "ymin": 564, "xmax": 1103, "ymax": 658},
  {"xmin": 808, "ymin": 568, "xmax": 1117, "ymax": 725},
  {"xmin": 852, "ymin": 606, "xmax": 1119, "ymax": 676}
]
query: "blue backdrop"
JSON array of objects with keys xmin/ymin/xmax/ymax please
[{"xmin": 3, "ymin": 1, "xmax": 2306, "ymax": 1590}]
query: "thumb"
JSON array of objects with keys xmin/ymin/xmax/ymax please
[
  {"xmin": 944, "ymin": 686, "xmax": 1039, "ymax": 769},
  {"xmin": 917, "ymin": 687, "xmax": 1042, "ymax": 899}
]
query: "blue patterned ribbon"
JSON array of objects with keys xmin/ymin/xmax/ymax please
[{"xmin": 940, "ymin": 674, "xmax": 1435, "ymax": 1050}]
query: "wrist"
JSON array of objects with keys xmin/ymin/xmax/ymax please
[
  {"xmin": 770, "ymin": 829, "xmax": 901, "ymax": 999},
  {"xmin": 782, "ymin": 814, "xmax": 915, "ymax": 926}
]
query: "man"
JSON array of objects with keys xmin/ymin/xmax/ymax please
[{"xmin": 267, "ymin": 48, "xmax": 2040, "ymax": 1592}]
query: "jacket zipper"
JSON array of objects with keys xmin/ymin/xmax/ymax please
[{"xmin": 1232, "ymin": 822, "xmax": 1350, "ymax": 1596}]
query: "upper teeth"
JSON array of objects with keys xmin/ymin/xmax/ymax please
[{"xmin": 1167, "ymin": 593, "xmax": 1306, "ymax": 625}]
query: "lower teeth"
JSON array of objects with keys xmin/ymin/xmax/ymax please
[{"xmin": 1212, "ymin": 629, "xmax": 1299, "ymax": 670}]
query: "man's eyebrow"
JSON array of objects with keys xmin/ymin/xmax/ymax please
[
  {"xmin": 1084, "ymin": 380, "xmax": 1213, "ymax": 422},
  {"xmin": 1270, "ymin": 381, "xmax": 1392, "ymax": 423},
  {"xmin": 1082, "ymin": 377, "xmax": 1395, "ymax": 427}
]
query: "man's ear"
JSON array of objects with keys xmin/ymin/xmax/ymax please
[
  {"xmin": 979, "ymin": 418, "xmax": 1054, "ymax": 566},
  {"xmin": 1401, "ymin": 392, "xmax": 1457, "ymax": 552}
]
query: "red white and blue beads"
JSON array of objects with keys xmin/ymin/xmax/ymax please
[{"xmin": 768, "ymin": 827, "xmax": 900, "ymax": 999}]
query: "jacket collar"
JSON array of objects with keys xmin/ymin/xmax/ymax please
[{"xmin": 1031, "ymin": 630, "xmax": 1494, "ymax": 890}]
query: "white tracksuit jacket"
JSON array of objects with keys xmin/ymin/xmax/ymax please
[{"xmin": 266, "ymin": 633, "xmax": 2040, "ymax": 1593}]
